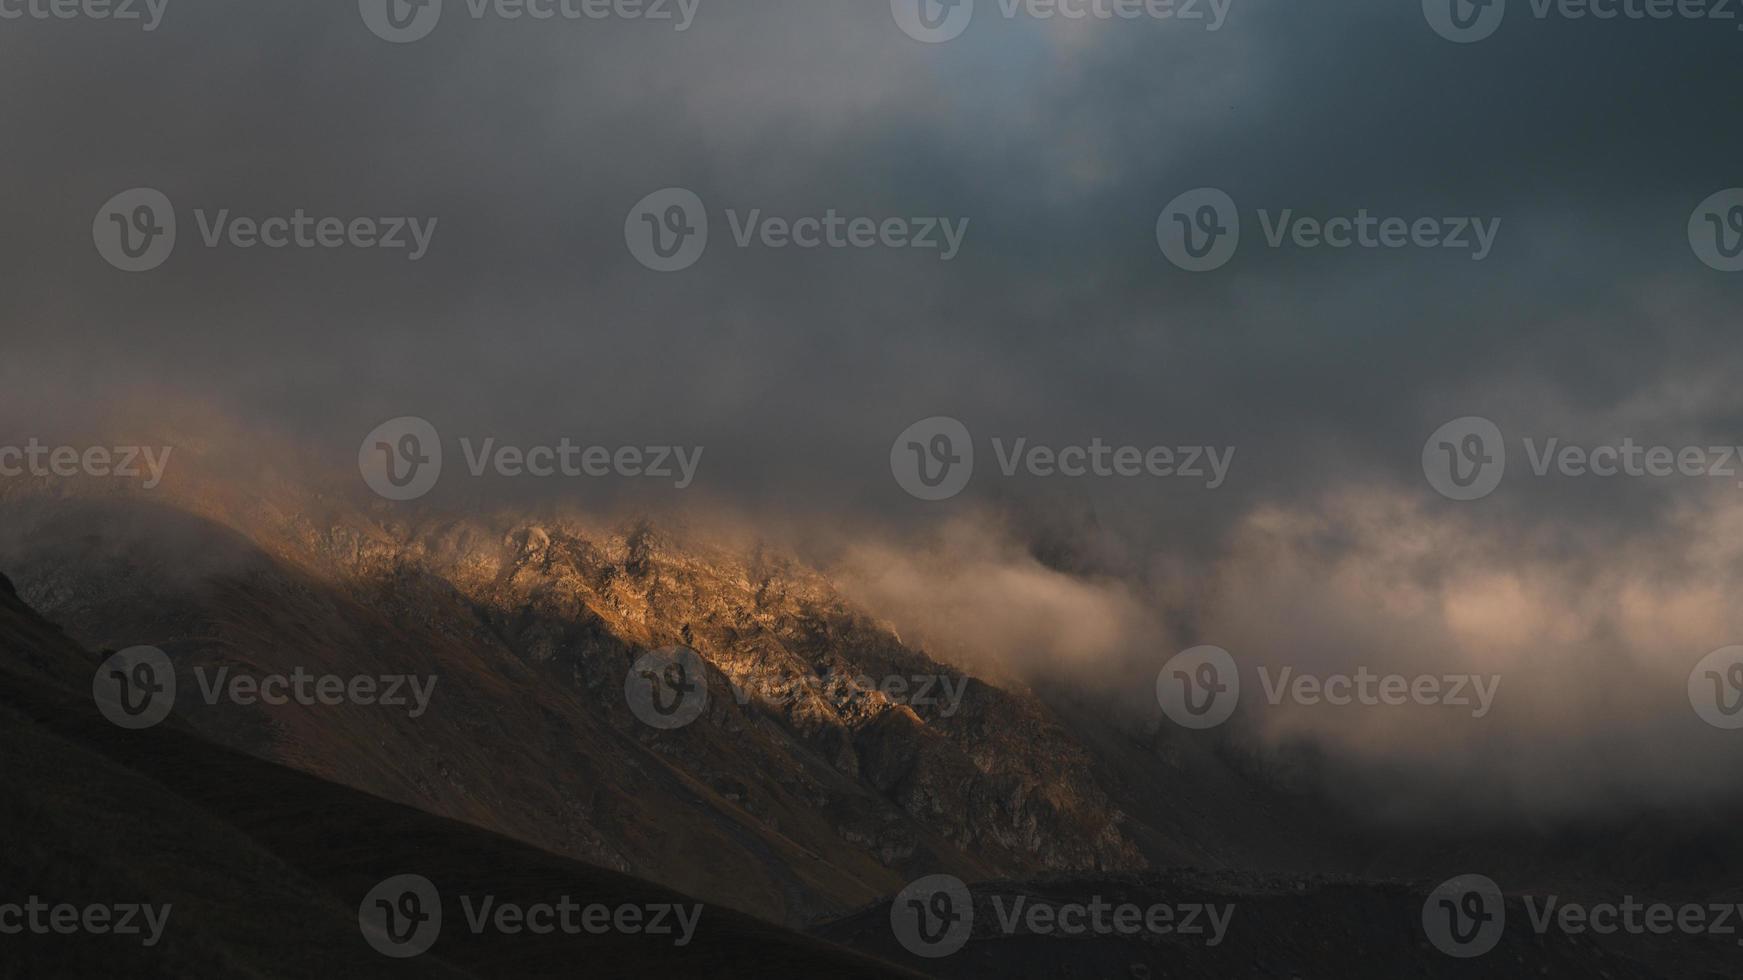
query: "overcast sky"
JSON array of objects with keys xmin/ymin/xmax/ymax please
[
  {"xmin": 3, "ymin": 0, "xmax": 1737, "ymax": 534},
  {"xmin": 6, "ymin": 0, "xmax": 1743, "ymax": 812}
]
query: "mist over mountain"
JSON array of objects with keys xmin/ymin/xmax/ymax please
[
  {"xmin": 3, "ymin": 440, "xmax": 1741, "ymax": 976},
  {"xmin": 10, "ymin": 408, "xmax": 1735, "ymax": 824},
  {"xmin": 7, "ymin": 0, "xmax": 1743, "ymax": 976}
]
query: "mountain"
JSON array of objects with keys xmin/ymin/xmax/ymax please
[
  {"xmin": 2, "ymin": 461, "xmax": 1740, "ymax": 978},
  {"xmin": 0, "ymin": 567, "xmax": 918, "ymax": 978},
  {"xmin": 0, "ymin": 473, "xmax": 1163, "ymax": 926}
]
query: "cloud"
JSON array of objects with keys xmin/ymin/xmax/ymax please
[
  {"xmin": 827, "ymin": 481, "xmax": 1743, "ymax": 819},
  {"xmin": 1196, "ymin": 484, "xmax": 1743, "ymax": 816},
  {"xmin": 6, "ymin": 0, "xmax": 1743, "ymax": 819},
  {"xmin": 832, "ymin": 509, "xmax": 1165, "ymax": 685}
]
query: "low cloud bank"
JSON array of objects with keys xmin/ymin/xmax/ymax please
[{"xmin": 832, "ymin": 494, "xmax": 1743, "ymax": 820}]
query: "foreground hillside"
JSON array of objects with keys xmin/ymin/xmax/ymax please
[{"xmin": 0, "ymin": 574, "xmax": 918, "ymax": 978}]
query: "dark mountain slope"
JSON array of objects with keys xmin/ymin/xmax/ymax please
[
  {"xmin": 0, "ymin": 582, "xmax": 918, "ymax": 979},
  {"xmin": 0, "ymin": 489, "xmax": 1170, "ymax": 923}
]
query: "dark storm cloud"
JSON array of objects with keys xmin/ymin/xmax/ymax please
[{"xmin": 7, "ymin": 0, "xmax": 1740, "ymax": 546}]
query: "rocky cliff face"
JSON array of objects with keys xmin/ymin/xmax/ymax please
[{"xmin": 0, "ymin": 479, "xmax": 1144, "ymax": 925}]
